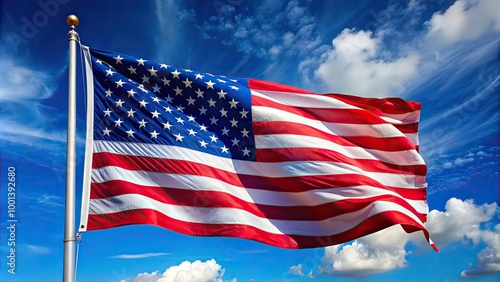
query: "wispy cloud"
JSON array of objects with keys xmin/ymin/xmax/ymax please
[
  {"xmin": 25, "ymin": 244, "xmax": 51, "ymax": 255},
  {"xmin": 109, "ymin": 253, "xmax": 171, "ymax": 259}
]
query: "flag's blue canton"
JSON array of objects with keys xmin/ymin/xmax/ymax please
[{"xmin": 90, "ymin": 49, "xmax": 255, "ymax": 160}]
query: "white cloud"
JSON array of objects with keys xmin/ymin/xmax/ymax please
[
  {"xmin": 426, "ymin": 0, "xmax": 500, "ymax": 47},
  {"xmin": 317, "ymin": 198, "xmax": 499, "ymax": 278},
  {"xmin": 289, "ymin": 263, "xmax": 304, "ymax": 276},
  {"xmin": 25, "ymin": 244, "xmax": 51, "ymax": 255},
  {"xmin": 315, "ymin": 28, "xmax": 420, "ymax": 97},
  {"xmin": 317, "ymin": 225, "xmax": 410, "ymax": 278},
  {"xmin": 122, "ymin": 259, "xmax": 235, "ymax": 282}
]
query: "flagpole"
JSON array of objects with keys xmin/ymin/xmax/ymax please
[{"xmin": 64, "ymin": 14, "xmax": 79, "ymax": 282}]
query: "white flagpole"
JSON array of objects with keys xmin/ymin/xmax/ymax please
[{"xmin": 64, "ymin": 14, "xmax": 79, "ymax": 282}]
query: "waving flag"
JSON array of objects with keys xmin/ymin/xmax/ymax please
[{"xmin": 79, "ymin": 46, "xmax": 435, "ymax": 250}]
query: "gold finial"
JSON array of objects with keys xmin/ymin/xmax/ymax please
[{"xmin": 66, "ymin": 15, "xmax": 79, "ymax": 27}]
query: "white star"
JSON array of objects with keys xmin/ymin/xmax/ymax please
[
  {"xmin": 209, "ymin": 134, "xmax": 218, "ymax": 142},
  {"xmin": 195, "ymin": 88, "xmax": 204, "ymax": 98},
  {"xmin": 230, "ymin": 85, "xmax": 239, "ymax": 91},
  {"xmin": 195, "ymin": 73, "xmax": 204, "ymax": 79},
  {"xmin": 114, "ymin": 119, "xmax": 123, "ymax": 127},
  {"xmin": 217, "ymin": 78, "xmax": 227, "ymax": 83},
  {"xmin": 148, "ymin": 66, "xmax": 158, "ymax": 76},
  {"xmin": 242, "ymin": 147, "xmax": 251, "ymax": 157},
  {"xmin": 174, "ymin": 86, "xmax": 183, "ymax": 96},
  {"xmin": 105, "ymin": 89, "xmax": 113, "ymax": 97},
  {"xmin": 171, "ymin": 69, "xmax": 181, "ymax": 79},
  {"xmin": 150, "ymin": 130, "xmax": 159, "ymax": 139},
  {"xmin": 152, "ymin": 97, "xmax": 161, "ymax": 103},
  {"xmin": 176, "ymin": 117, "xmax": 184, "ymax": 124},
  {"xmin": 186, "ymin": 96, "xmax": 196, "ymax": 105},
  {"xmin": 208, "ymin": 98, "xmax": 216, "ymax": 107},
  {"xmin": 163, "ymin": 122, "xmax": 172, "ymax": 130},
  {"xmin": 217, "ymin": 89, "xmax": 227, "ymax": 99},
  {"xmin": 163, "ymin": 106, "xmax": 173, "ymax": 113},
  {"xmin": 187, "ymin": 115, "xmax": 196, "ymax": 122},
  {"xmin": 127, "ymin": 66, "xmax": 137, "ymax": 74},
  {"xmin": 199, "ymin": 106, "xmax": 207, "ymax": 115},
  {"xmin": 105, "ymin": 69, "xmax": 116, "ymax": 76},
  {"xmin": 220, "ymin": 108, "xmax": 228, "ymax": 117},
  {"xmin": 162, "ymin": 77, "xmax": 171, "ymax": 86},
  {"xmin": 174, "ymin": 133, "xmax": 184, "ymax": 141},
  {"xmin": 221, "ymin": 127, "xmax": 229, "ymax": 135},
  {"xmin": 239, "ymin": 109, "xmax": 249, "ymax": 119},
  {"xmin": 229, "ymin": 99, "xmax": 239, "ymax": 108},
  {"xmin": 139, "ymin": 100, "xmax": 148, "ymax": 108},
  {"xmin": 138, "ymin": 85, "xmax": 149, "ymax": 93},
  {"xmin": 165, "ymin": 95, "xmax": 173, "ymax": 103},
  {"xmin": 103, "ymin": 108, "xmax": 112, "ymax": 116},
  {"xmin": 199, "ymin": 124, "xmax": 208, "ymax": 131},
  {"xmin": 241, "ymin": 128, "xmax": 249, "ymax": 137},
  {"xmin": 188, "ymin": 129, "xmax": 197, "ymax": 136},
  {"xmin": 126, "ymin": 129, "xmax": 135, "ymax": 137},
  {"xmin": 210, "ymin": 116, "xmax": 219, "ymax": 125},
  {"xmin": 151, "ymin": 110, "xmax": 160, "ymax": 118},
  {"xmin": 95, "ymin": 59, "xmax": 103, "ymax": 65},
  {"xmin": 176, "ymin": 105, "xmax": 185, "ymax": 112},
  {"xmin": 115, "ymin": 79, "xmax": 126, "ymax": 88},
  {"xmin": 115, "ymin": 99, "xmax": 124, "ymax": 108},
  {"xmin": 184, "ymin": 69, "xmax": 193, "ymax": 72},
  {"xmin": 160, "ymin": 64, "xmax": 169, "ymax": 69},
  {"xmin": 141, "ymin": 75, "xmax": 149, "ymax": 83},
  {"xmin": 229, "ymin": 118, "xmax": 238, "ymax": 127},
  {"xmin": 231, "ymin": 137, "xmax": 240, "ymax": 146},
  {"xmin": 127, "ymin": 109, "xmax": 136, "ymax": 117},
  {"xmin": 182, "ymin": 78, "xmax": 193, "ymax": 88},
  {"xmin": 103, "ymin": 127, "xmax": 111, "ymax": 136},
  {"xmin": 136, "ymin": 58, "xmax": 147, "ymax": 66},
  {"xmin": 113, "ymin": 55, "xmax": 123, "ymax": 64},
  {"xmin": 205, "ymin": 80, "xmax": 215, "ymax": 89},
  {"xmin": 221, "ymin": 145, "xmax": 229, "ymax": 153},
  {"xmin": 152, "ymin": 84, "xmax": 161, "ymax": 93},
  {"xmin": 229, "ymin": 79, "xmax": 238, "ymax": 83},
  {"xmin": 127, "ymin": 89, "xmax": 137, "ymax": 97},
  {"xmin": 199, "ymin": 140, "xmax": 208, "ymax": 148},
  {"xmin": 138, "ymin": 119, "xmax": 147, "ymax": 128}
]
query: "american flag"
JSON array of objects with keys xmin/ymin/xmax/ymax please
[{"xmin": 79, "ymin": 46, "xmax": 436, "ymax": 250}]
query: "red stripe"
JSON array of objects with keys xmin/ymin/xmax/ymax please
[
  {"xmin": 252, "ymin": 95, "xmax": 401, "ymax": 125},
  {"xmin": 253, "ymin": 121, "xmax": 417, "ymax": 152},
  {"xmin": 92, "ymin": 153, "xmax": 426, "ymax": 199},
  {"xmin": 90, "ymin": 180, "xmax": 427, "ymax": 222},
  {"xmin": 330, "ymin": 94, "xmax": 421, "ymax": 114},
  {"xmin": 85, "ymin": 208, "xmax": 425, "ymax": 249},
  {"xmin": 256, "ymin": 147, "xmax": 427, "ymax": 175},
  {"xmin": 394, "ymin": 123, "xmax": 419, "ymax": 133}
]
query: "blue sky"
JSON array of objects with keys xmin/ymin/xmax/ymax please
[{"xmin": 0, "ymin": 0, "xmax": 499, "ymax": 281}]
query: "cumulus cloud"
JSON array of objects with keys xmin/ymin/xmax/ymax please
[
  {"xmin": 317, "ymin": 225, "xmax": 410, "ymax": 278},
  {"xmin": 122, "ymin": 259, "xmax": 235, "ymax": 282},
  {"xmin": 314, "ymin": 28, "xmax": 419, "ymax": 97},
  {"xmin": 426, "ymin": 0, "xmax": 500, "ymax": 47},
  {"xmin": 316, "ymin": 198, "xmax": 499, "ymax": 279},
  {"xmin": 289, "ymin": 264, "xmax": 304, "ymax": 276}
]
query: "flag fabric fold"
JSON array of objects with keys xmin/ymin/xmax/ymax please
[{"xmin": 79, "ymin": 45, "xmax": 435, "ymax": 250}]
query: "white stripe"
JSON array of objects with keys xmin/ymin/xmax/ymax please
[
  {"xmin": 252, "ymin": 89, "xmax": 358, "ymax": 109},
  {"xmin": 88, "ymin": 194, "xmax": 425, "ymax": 236},
  {"xmin": 255, "ymin": 134, "xmax": 425, "ymax": 166},
  {"xmin": 253, "ymin": 106, "xmax": 406, "ymax": 138},
  {"xmin": 92, "ymin": 166, "xmax": 428, "ymax": 213},
  {"xmin": 252, "ymin": 89, "xmax": 421, "ymax": 124},
  {"xmin": 93, "ymin": 141, "xmax": 426, "ymax": 188}
]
